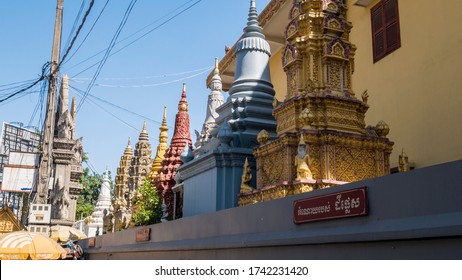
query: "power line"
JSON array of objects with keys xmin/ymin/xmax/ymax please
[
  {"xmin": 70, "ymin": 86, "xmax": 141, "ymax": 132},
  {"xmin": 70, "ymin": 65, "xmax": 212, "ymax": 81},
  {"xmin": 61, "ymin": 0, "xmax": 87, "ymax": 59},
  {"xmin": 69, "ymin": 0, "xmax": 202, "ymax": 78},
  {"xmin": 62, "ymin": 0, "xmax": 110, "ymax": 65},
  {"xmin": 65, "ymin": 0, "xmax": 196, "ymax": 73},
  {"xmin": 72, "ymin": 66, "xmax": 212, "ymax": 88},
  {"xmin": 69, "ymin": 84, "xmax": 169, "ymax": 128},
  {"xmin": 0, "ymin": 62, "xmax": 50, "ymax": 104},
  {"xmin": 76, "ymin": 0, "xmax": 138, "ymax": 112},
  {"xmin": 58, "ymin": 0, "xmax": 95, "ymax": 68}
]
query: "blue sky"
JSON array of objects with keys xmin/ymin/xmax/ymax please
[{"xmin": 0, "ymin": 0, "xmax": 270, "ymax": 177}]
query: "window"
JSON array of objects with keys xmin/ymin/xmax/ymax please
[{"xmin": 371, "ymin": 0, "xmax": 400, "ymax": 62}]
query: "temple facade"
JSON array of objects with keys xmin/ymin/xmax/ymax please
[
  {"xmin": 210, "ymin": 0, "xmax": 462, "ymax": 171},
  {"xmin": 112, "ymin": 138, "xmax": 132, "ymax": 231},
  {"xmin": 111, "ymin": 122, "xmax": 152, "ymax": 230},
  {"xmin": 239, "ymin": 0, "xmax": 393, "ymax": 205}
]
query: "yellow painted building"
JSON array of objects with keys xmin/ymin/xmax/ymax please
[
  {"xmin": 212, "ymin": 0, "xmax": 462, "ymax": 171},
  {"xmin": 347, "ymin": 0, "xmax": 462, "ymax": 168}
]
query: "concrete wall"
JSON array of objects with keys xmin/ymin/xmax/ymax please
[
  {"xmin": 81, "ymin": 160, "xmax": 462, "ymax": 259},
  {"xmin": 183, "ymin": 168, "xmax": 217, "ymax": 217},
  {"xmin": 348, "ymin": 0, "xmax": 462, "ymax": 168}
]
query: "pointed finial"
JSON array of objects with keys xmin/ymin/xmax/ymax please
[
  {"xmin": 124, "ymin": 137, "xmax": 133, "ymax": 155},
  {"xmin": 215, "ymin": 57, "xmax": 219, "ymax": 69},
  {"xmin": 243, "ymin": 0, "xmax": 264, "ymax": 38},
  {"xmin": 139, "ymin": 121, "xmax": 149, "ymax": 141},
  {"xmin": 178, "ymin": 84, "xmax": 189, "ymax": 111},
  {"xmin": 163, "ymin": 105, "xmax": 167, "ymax": 122},
  {"xmin": 104, "ymin": 165, "xmax": 109, "ymax": 179}
]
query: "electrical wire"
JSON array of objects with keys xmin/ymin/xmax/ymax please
[
  {"xmin": 58, "ymin": 0, "xmax": 95, "ymax": 68},
  {"xmin": 0, "ymin": 62, "xmax": 50, "ymax": 104},
  {"xmin": 65, "ymin": 0, "xmax": 195, "ymax": 72},
  {"xmin": 61, "ymin": 0, "xmax": 87, "ymax": 59},
  {"xmin": 76, "ymin": 0, "xmax": 138, "ymax": 112},
  {"xmin": 70, "ymin": 86, "xmax": 140, "ymax": 132},
  {"xmin": 62, "ymin": 0, "xmax": 110, "ymax": 65},
  {"xmin": 69, "ymin": 0, "xmax": 202, "ymax": 78},
  {"xmin": 69, "ymin": 84, "xmax": 169, "ymax": 128},
  {"xmin": 70, "ymin": 65, "xmax": 212, "ymax": 81}
]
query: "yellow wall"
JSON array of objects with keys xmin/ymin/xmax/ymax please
[
  {"xmin": 348, "ymin": 0, "xmax": 462, "ymax": 168},
  {"xmin": 270, "ymin": 47, "xmax": 287, "ymax": 102}
]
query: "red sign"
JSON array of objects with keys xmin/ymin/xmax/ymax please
[
  {"xmin": 136, "ymin": 228, "xmax": 151, "ymax": 242},
  {"xmin": 293, "ymin": 187, "xmax": 367, "ymax": 224}
]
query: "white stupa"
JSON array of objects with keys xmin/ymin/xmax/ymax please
[{"xmin": 85, "ymin": 168, "xmax": 113, "ymax": 237}]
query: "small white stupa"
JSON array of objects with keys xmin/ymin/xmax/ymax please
[{"xmin": 85, "ymin": 167, "xmax": 113, "ymax": 237}]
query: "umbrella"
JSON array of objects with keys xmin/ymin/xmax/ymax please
[
  {"xmin": 0, "ymin": 231, "xmax": 67, "ymax": 260},
  {"xmin": 50, "ymin": 225, "xmax": 87, "ymax": 242}
]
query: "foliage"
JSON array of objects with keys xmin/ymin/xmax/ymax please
[
  {"xmin": 75, "ymin": 168, "xmax": 113, "ymax": 221},
  {"xmin": 130, "ymin": 178, "xmax": 162, "ymax": 226}
]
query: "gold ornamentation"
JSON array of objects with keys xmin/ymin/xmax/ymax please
[
  {"xmin": 361, "ymin": 90, "xmax": 369, "ymax": 104},
  {"xmin": 294, "ymin": 135, "xmax": 313, "ymax": 180},
  {"xmin": 240, "ymin": 158, "xmax": 253, "ymax": 193},
  {"xmin": 299, "ymin": 108, "xmax": 314, "ymax": 127},
  {"xmin": 257, "ymin": 129, "xmax": 270, "ymax": 144},
  {"xmin": 374, "ymin": 120, "xmax": 390, "ymax": 137},
  {"xmin": 398, "ymin": 149, "xmax": 410, "ymax": 172}
]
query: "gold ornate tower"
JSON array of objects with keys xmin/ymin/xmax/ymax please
[
  {"xmin": 113, "ymin": 138, "xmax": 133, "ymax": 231},
  {"xmin": 130, "ymin": 121, "xmax": 153, "ymax": 196},
  {"xmin": 149, "ymin": 106, "xmax": 169, "ymax": 182},
  {"xmin": 240, "ymin": 0, "xmax": 394, "ymax": 205}
]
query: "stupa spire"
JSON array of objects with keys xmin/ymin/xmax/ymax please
[
  {"xmin": 139, "ymin": 121, "xmax": 149, "ymax": 141},
  {"xmin": 243, "ymin": 0, "xmax": 265, "ymax": 39},
  {"xmin": 171, "ymin": 83, "xmax": 192, "ymax": 146},
  {"xmin": 156, "ymin": 84, "xmax": 193, "ymax": 219},
  {"xmin": 124, "ymin": 137, "xmax": 132, "ymax": 155},
  {"xmin": 149, "ymin": 106, "xmax": 169, "ymax": 180},
  {"xmin": 227, "ymin": 0, "xmax": 276, "ymax": 148}
]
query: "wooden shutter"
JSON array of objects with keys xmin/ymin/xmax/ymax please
[
  {"xmin": 384, "ymin": 0, "xmax": 400, "ymax": 51},
  {"xmin": 371, "ymin": 0, "xmax": 401, "ymax": 63},
  {"xmin": 372, "ymin": 4, "xmax": 385, "ymax": 61}
]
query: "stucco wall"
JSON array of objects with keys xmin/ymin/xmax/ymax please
[
  {"xmin": 269, "ymin": 47, "xmax": 287, "ymax": 102},
  {"xmin": 183, "ymin": 168, "xmax": 217, "ymax": 217},
  {"xmin": 81, "ymin": 160, "xmax": 462, "ymax": 260},
  {"xmin": 348, "ymin": 0, "xmax": 462, "ymax": 168}
]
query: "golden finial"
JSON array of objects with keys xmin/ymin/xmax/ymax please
[
  {"xmin": 398, "ymin": 149, "xmax": 409, "ymax": 172},
  {"xmin": 257, "ymin": 129, "xmax": 270, "ymax": 144}
]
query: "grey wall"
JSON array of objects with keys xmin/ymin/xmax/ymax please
[{"xmin": 80, "ymin": 160, "xmax": 462, "ymax": 260}]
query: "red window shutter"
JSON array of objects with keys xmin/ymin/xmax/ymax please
[
  {"xmin": 384, "ymin": 0, "xmax": 401, "ymax": 51},
  {"xmin": 371, "ymin": 0, "xmax": 401, "ymax": 63},
  {"xmin": 371, "ymin": 3, "xmax": 385, "ymax": 62}
]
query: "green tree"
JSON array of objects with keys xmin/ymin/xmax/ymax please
[
  {"xmin": 75, "ymin": 168, "xmax": 112, "ymax": 221},
  {"xmin": 130, "ymin": 178, "xmax": 162, "ymax": 226}
]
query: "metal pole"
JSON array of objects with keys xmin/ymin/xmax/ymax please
[{"xmin": 36, "ymin": 0, "xmax": 64, "ymax": 204}]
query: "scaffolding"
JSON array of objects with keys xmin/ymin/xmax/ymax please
[{"xmin": 0, "ymin": 122, "xmax": 41, "ymax": 220}]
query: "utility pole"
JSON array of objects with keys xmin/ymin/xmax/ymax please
[{"xmin": 36, "ymin": 0, "xmax": 64, "ymax": 204}]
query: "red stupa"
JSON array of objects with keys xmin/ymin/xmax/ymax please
[{"xmin": 156, "ymin": 83, "xmax": 192, "ymax": 219}]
